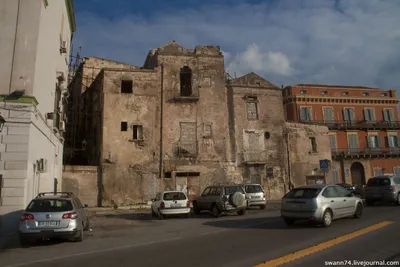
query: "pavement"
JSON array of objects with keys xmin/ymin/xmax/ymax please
[{"xmin": 0, "ymin": 203, "xmax": 399, "ymax": 267}]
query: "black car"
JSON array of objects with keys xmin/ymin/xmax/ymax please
[{"xmin": 336, "ymin": 183, "xmax": 356, "ymax": 193}]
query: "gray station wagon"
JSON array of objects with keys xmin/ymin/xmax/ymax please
[
  {"xmin": 364, "ymin": 175, "xmax": 400, "ymax": 205},
  {"xmin": 19, "ymin": 192, "xmax": 90, "ymax": 246}
]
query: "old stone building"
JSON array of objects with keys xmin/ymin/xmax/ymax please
[{"xmin": 64, "ymin": 41, "xmax": 332, "ymax": 206}]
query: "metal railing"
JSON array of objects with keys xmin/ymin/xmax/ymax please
[
  {"xmin": 173, "ymin": 141, "xmax": 198, "ymax": 157},
  {"xmin": 332, "ymin": 147, "xmax": 400, "ymax": 158},
  {"xmin": 164, "ymin": 90, "xmax": 199, "ymax": 103},
  {"xmin": 242, "ymin": 150, "xmax": 268, "ymax": 164},
  {"xmin": 298, "ymin": 119, "xmax": 400, "ymax": 130}
]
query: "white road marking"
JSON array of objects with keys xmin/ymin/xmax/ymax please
[{"xmin": 3, "ymin": 237, "xmax": 182, "ymax": 267}]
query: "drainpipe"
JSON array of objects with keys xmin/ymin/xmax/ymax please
[
  {"xmin": 286, "ymin": 129, "xmax": 291, "ymax": 192},
  {"xmin": 158, "ymin": 64, "xmax": 164, "ymax": 179}
]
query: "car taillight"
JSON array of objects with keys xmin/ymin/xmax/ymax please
[
  {"xmin": 62, "ymin": 212, "xmax": 78, "ymax": 220},
  {"xmin": 186, "ymin": 201, "xmax": 190, "ymax": 207},
  {"xmin": 388, "ymin": 186, "xmax": 396, "ymax": 190},
  {"xmin": 20, "ymin": 214, "xmax": 34, "ymax": 221},
  {"xmin": 160, "ymin": 202, "xmax": 165, "ymax": 208}
]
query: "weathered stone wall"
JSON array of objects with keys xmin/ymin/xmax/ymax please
[
  {"xmin": 62, "ymin": 165, "xmax": 98, "ymax": 207},
  {"xmin": 286, "ymin": 122, "xmax": 332, "ymax": 186},
  {"xmin": 227, "ymin": 73, "xmax": 288, "ymax": 199}
]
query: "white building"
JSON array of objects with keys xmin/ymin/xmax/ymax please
[{"xmin": 0, "ymin": 0, "xmax": 76, "ymax": 235}]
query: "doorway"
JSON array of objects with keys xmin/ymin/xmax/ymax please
[{"xmin": 350, "ymin": 162, "xmax": 366, "ymax": 185}]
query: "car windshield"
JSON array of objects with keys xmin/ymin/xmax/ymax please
[
  {"xmin": 367, "ymin": 177, "xmax": 391, "ymax": 186},
  {"xmin": 224, "ymin": 186, "xmax": 244, "ymax": 195},
  {"xmin": 163, "ymin": 192, "xmax": 186, "ymax": 201},
  {"xmin": 285, "ymin": 188, "xmax": 320, "ymax": 199},
  {"xmin": 244, "ymin": 185, "xmax": 263, "ymax": 193},
  {"xmin": 26, "ymin": 199, "xmax": 73, "ymax": 212}
]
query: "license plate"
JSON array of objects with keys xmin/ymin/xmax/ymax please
[
  {"xmin": 252, "ymin": 196, "xmax": 260, "ymax": 199},
  {"xmin": 38, "ymin": 221, "xmax": 60, "ymax": 227},
  {"xmin": 171, "ymin": 204, "xmax": 182, "ymax": 208}
]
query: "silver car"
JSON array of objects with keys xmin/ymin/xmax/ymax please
[
  {"xmin": 281, "ymin": 184, "xmax": 364, "ymax": 227},
  {"xmin": 19, "ymin": 192, "xmax": 90, "ymax": 246},
  {"xmin": 364, "ymin": 175, "xmax": 400, "ymax": 206},
  {"xmin": 240, "ymin": 183, "xmax": 266, "ymax": 209}
]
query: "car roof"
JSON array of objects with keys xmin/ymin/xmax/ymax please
[
  {"xmin": 369, "ymin": 175, "xmax": 393, "ymax": 179},
  {"xmin": 239, "ymin": 183, "xmax": 261, "ymax": 186},
  {"xmin": 161, "ymin": 191, "xmax": 186, "ymax": 194},
  {"xmin": 34, "ymin": 196, "xmax": 73, "ymax": 201},
  {"xmin": 294, "ymin": 184, "xmax": 329, "ymax": 190}
]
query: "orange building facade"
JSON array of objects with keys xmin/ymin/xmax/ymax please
[{"xmin": 283, "ymin": 84, "xmax": 400, "ymax": 186}]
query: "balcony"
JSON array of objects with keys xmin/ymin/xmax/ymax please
[
  {"xmin": 332, "ymin": 147, "xmax": 400, "ymax": 159},
  {"xmin": 165, "ymin": 90, "xmax": 199, "ymax": 103},
  {"xmin": 173, "ymin": 141, "xmax": 198, "ymax": 158},
  {"xmin": 242, "ymin": 150, "xmax": 268, "ymax": 165},
  {"xmin": 298, "ymin": 120, "xmax": 400, "ymax": 131}
]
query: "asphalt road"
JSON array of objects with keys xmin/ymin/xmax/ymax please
[{"xmin": 1, "ymin": 204, "xmax": 400, "ymax": 267}]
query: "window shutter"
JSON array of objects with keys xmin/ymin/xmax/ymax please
[
  {"xmin": 394, "ymin": 167, "xmax": 400, "ymax": 176},
  {"xmin": 370, "ymin": 109, "xmax": 375, "ymax": 121},
  {"xmin": 300, "ymin": 108, "xmax": 306, "ymax": 121},
  {"xmin": 377, "ymin": 135, "xmax": 382, "ymax": 148},
  {"xmin": 306, "ymin": 108, "xmax": 312, "ymax": 121},
  {"xmin": 396, "ymin": 136, "xmax": 400, "ymax": 147},
  {"xmin": 383, "ymin": 110, "xmax": 389, "ymax": 121},
  {"xmin": 349, "ymin": 109, "xmax": 355, "ymax": 121},
  {"xmin": 388, "ymin": 110, "xmax": 395, "ymax": 122},
  {"xmin": 387, "ymin": 136, "xmax": 393, "ymax": 148},
  {"xmin": 363, "ymin": 109, "xmax": 369, "ymax": 120},
  {"xmin": 343, "ymin": 109, "xmax": 349, "ymax": 121},
  {"xmin": 329, "ymin": 135, "xmax": 336, "ymax": 149},
  {"xmin": 366, "ymin": 136, "xmax": 372, "ymax": 148}
]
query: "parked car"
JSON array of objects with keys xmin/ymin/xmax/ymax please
[
  {"xmin": 151, "ymin": 191, "xmax": 191, "ymax": 219},
  {"xmin": 19, "ymin": 192, "xmax": 90, "ymax": 246},
  {"xmin": 281, "ymin": 184, "xmax": 364, "ymax": 227},
  {"xmin": 336, "ymin": 183, "xmax": 356, "ymax": 194},
  {"xmin": 192, "ymin": 184, "xmax": 248, "ymax": 218},
  {"xmin": 364, "ymin": 175, "xmax": 400, "ymax": 206},
  {"xmin": 240, "ymin": 183, "xmax": 266, "ymax": 209}
]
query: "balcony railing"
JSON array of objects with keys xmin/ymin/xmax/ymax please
[
  {"xmin": 242, "ymin": 150, "xmax": 268, "ymax": 164},
  {"xmin": 332, "ymin": 147, "xmax": 400, "ymax": 159},
  {"xmin": 298, "ymin": 120, "xmax": 400, "ymax": 130},
  {"xmin": 164, "ymin": 90, "xmax": 199, "ymax": 103},
  {"xmin": 173, "ymin": 141, "xmax": 198, "ymax": 158}
]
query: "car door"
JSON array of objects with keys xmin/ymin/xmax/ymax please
[
  {"xmin": 74, "ymin": 197, "xmax": 87, "ymax": 226},
  {"xmin": 197, "ymin": 187, "xmax": 211, "ymax": 209},
  {"xmin": 334, "ymin": 185, "xmax": 356, "ymax": 216},
  {"xmin": 321, "ymin": 186, "xmax": 343, "ymax": 218}
]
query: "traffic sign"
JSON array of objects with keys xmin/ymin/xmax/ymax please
[{"xmin": 319, "ymin": 159, "xmax": 329, "ymax": 170}]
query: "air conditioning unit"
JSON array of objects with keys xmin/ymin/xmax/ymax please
[
  {"xmin": 60, "ymin": 41, "xmax": 67, "ymax": 54},
  {"xmin": 37, "ymin": 158, "xmax": 48, "ymax": 173},
  {"xmin": 59, "ymin": 121, "xmax": 66, "ymax": 132},
  {"xmin": 46, "ymin": 112, "xmax": 54, "ymax": 120}
]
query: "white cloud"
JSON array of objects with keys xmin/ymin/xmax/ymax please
[{"xmin": 73, "ymin": 0, "xmax": 400, "ymax": 89}]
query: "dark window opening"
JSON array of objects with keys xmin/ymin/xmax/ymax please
[
  {"xmin": 176, "ymin": 172, "xmax": 200, "ymax": 177},
  {"xmin": 132, "ymin": 125, "xmax": 143, "ymax": 140},
  {"xmin": 267, "ymin": 168, "xmax": 274, "ymax": 178},
  {"xmin": 164, "ymin": 172, "xmax": 172, "ymax": 178},
  {"xmin": 320, "ymin": 91, "xmax": 328, "ymax": 95},
  {"xmin": 342, "ymin": 92, "xmax": 349, "ymax": 96},
  {"xmin": 310, "ymin": 137, "xmax": 317, "ymax": 152},
  {"xmin": 121, "ymin": 80, "xmax": 133, "ymax": 94},
  {"xmin": 362, "ymin": 92, "xmax": 370, "ymax": 96},
  {"xmin": 180, "ymin": 66, "xmax": 193, "ymax": 96},
  {"xmin": 300, "ymin": 90, "xmax": 307, "ymax": 94},
  {"xmin": 121, "ymin": 121, "xmax": 128, "ymax": 131},
  {"xmin": 381, "ymin": 93, "xmax": 388, "ymax": 96}
]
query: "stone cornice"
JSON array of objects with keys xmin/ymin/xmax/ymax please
[{"xmin": 283, "ymin": 95, "xmax": 400, "ymax": 105}]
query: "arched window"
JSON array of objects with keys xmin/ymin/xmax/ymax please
[{"xmin": 180, "ymin": 66, "xmax": 192, "ymax": 96}]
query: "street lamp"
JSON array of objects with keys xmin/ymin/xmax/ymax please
[{"xmin": 0, "ymin": 115, "xmax": 6, "ymax": 132}]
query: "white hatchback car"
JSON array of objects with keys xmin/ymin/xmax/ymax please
[{"xmin": 151, "ymin": 191, "xmax": 191, "ymax": 219}]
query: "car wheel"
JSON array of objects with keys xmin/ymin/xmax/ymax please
[
  {"xmin": 74, "ymin": 227, "xmax": 84, "ymax": 242},
  {"xmin": 353, "ymin": 203, "xmax": 363, "ymax": 219},
  {"xmin": 237, "ymin": 209, "xmax": 246, "ymax": 216},
  {"xmin": 260, "ymin": 205, "xmax": 266, "ymax": 210},
  {"xmin": 322, "ymin": 209, "xmax": 333, "ymax": 227},
  {"xmin": 396, "ymin": 194, "xmax": 400, "ymax": 206},
  {"xmin": 283, "ymin": 218, "xmax": 295, "ymax": 225},
  {"xmin": 211, "ymin": 204, "xmax": 221, "ymax": 218},
  {"xmin": 193, "ymin": 202, "xmax": 201, "ymax": 215},
  {"xmin": 157, "ymin": 209, "xmax": 165, "ymax": 220}
]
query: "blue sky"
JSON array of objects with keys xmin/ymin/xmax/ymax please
[{"xmin": 73, "ymin": 0, "xmax": 400, "ymax": 89}]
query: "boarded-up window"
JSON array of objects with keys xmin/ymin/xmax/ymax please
[
  {"xmin": 180, "ymin": 122, "xmax": 196, "ymax": 141},
  {"xmin": 246, "ymin": 101, "xmax": 258, "ymax": 120},
  {"xmin": 132, "ymin": 125, "xmax": 143, "ymax": 140}
]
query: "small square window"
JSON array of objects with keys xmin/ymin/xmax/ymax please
[
  {"xmin": 300, "ymin": 90, "xmax": 307, "ymax": 94},
  {"xmin": 342, "ymin": 92, "xmax": 349, "ymax": 96},
  {"xmin": 381, "ymin": 93, "xmax": 388, "ymax": 96},
  {"xmin": 164, "ymin": 172, "xmax": 172, "ymax": 178},
  {"xmin": 121, "ymin": 80, "xmax": 133, "ymax": 94},
  {"xmin": 133, "ymin": 125, "xmax": 143, "ymax": 140},
  {"xmin": 362, "ymin": 92, "xmax": 370, "ymax": 96},
  {"xmin": 320, "ymin": 91, "xmax": 328, "ymax": 95},
  {"xmin": 267, "ymin": 168, "xmax": 274, "ymax": 178},
  {"xmin": 121, "ymin": 122, "xmax": 128, "ymax": 131}
]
